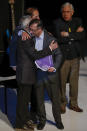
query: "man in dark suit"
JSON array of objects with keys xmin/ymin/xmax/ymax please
[
  {"xmin": 9, "ymin": 8, "xmax": 40, "ymax": 122},
  {"xmin": 15, "ymin": 15, "xmax": 58, "ymax": 131},
  {"xmin": 29, "ymin": 19, "xmax": 64, "ymax": 130},
  {"xmin": 53, "ymin": 2, "xmax": 86, "ymax": 114}
]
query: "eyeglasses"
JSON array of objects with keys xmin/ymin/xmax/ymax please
[
  {"xmin": 29, "ymin": 27, "xmax": 40, "ymax": 32},
  {"xmin": 32, "ymin": 15, "xmax": 40, "ymax": 19},
  {"xmin": 62, "ymin": 11, "xmax": 72, "ymax": 13}
]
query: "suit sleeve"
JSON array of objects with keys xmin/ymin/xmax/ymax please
[
  {"xmin": 68, "ymin": 18, "xmax": 86, "ymax": 40},
  {"xmin": 54, "ymin": 18, "xmax": 86, "ymax": 44},
  {"xmin": 9, "ymin": 26, "xmax": 21, "ymax": 66},
  {"xmin": 9, "ymin": 35, "xmax": 17, "ymax": 66},
  {"xmin": 52, "ymin": 47, "xmax": 63, "ymax": 70},
  {"xmin": 20, "ymin": 38, "xmax": 52, "ymax": 60}
]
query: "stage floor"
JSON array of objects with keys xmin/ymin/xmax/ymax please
[{"xmin": 0, "ymin": 58, "xmax": 87, "ymax": 131}]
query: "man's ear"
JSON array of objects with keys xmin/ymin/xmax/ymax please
[{"xmin": 72, "ymin": 10, "xmax": 74, "ymax": 15}]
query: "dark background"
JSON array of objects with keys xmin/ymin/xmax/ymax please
[
  {"xmin": 24, "ymin": 0, "xmax": 87, "ymax": 30},
  {"xmin": 0, "ymin": 0, "xmax": 87, "ymax": 32}
]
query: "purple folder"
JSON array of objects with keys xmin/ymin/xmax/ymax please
[{"xmin": 35, "ymin": 55, "xmax": 54, "ymax": 71}]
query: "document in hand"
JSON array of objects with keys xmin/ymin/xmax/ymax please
[{"xmin": 35, "ymin": 55, "xmax": 54, "ymax": 71}]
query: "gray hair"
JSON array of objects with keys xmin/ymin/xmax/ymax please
[
  {"xmin": 19, "ymin": 15, "xmax": 32, "ymax": 29},
  {"xmin": 61, "ymin": 2, "xmax": 74, "ymax": 12}
]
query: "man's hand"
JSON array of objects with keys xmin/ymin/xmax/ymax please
[
  {"xmin": 61, "ymin": 31, "xmax": 69, "ymax": 37},
  {"xmin": 22, "ymin": 32, "xmax": 31, "ymax": 40},
  {"xmin": 48, "ymin": 67, "xmax": 56, "ymax": 72},
  {"xmin": 11, "ymin": 66, "xmax": 16, "ymax": 71},
  {"xmin": 49, "ymin": 40, "xmax": 58, "ymax": 51},
  {"xmin": 76, "ymin": 26, "xmax": 84, "ymax": 32}
]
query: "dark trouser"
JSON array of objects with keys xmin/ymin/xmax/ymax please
[
  {"xmin": 60, "ymin": 58, "xmax": 80, "ymax": 106},
  {"xmin": 15, "ymin": 83, "xmax": 32, "ymax": 128},
  {"xmin": 36, "ymin": 71, "xmax": 62, "ymax": 124},
  {"xmin": 30, "ymin": 85, "xmax": 37, "ymax": 121}
]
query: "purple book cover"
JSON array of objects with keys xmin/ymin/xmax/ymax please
[{"xmin": 35, "ymin": 55, "xmax": 54, "ymax": 71}]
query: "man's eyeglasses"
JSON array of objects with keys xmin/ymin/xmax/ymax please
[
  {"xmin": 29, "ymin": 27, "xmax": 40, "ymax": 32},
  {"xmin": 62, "ymin": 11, "xmax": 72, "ymax": 13}
]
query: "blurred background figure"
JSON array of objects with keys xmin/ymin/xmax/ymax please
[
  {"xmin": 25, "ymin": 7, "xmax": 40, "ymax": 20},
  {"xmin": 53, "ymin": 2, "xmax": 86, "ymax": 114}
]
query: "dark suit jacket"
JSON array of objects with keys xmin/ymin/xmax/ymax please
[
  {"xmin": 53, "ymin": 17, "xmax": 86, "ymax": 60},
  {"xmin": 9, "ymin": 26, "xmax": 21, "ymax": 66},
  {"xmin": 16, "ymin": 36, "xmax": 52, "ymax": 85},
  {"xmin": 9, "ymin": 35, "xmax": 17, "ymax": 66},
  {"xmin": 40, "ymin": 30, "xmax": 63, "ymax": 70},
  {"xmin": 34, "ymin": 30, "xmax": 63, "ymax": 81}
]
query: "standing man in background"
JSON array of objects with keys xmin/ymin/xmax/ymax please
[
  {"xmin": 53, "ymin": 2, "xmax": 86, "ymax": 114},
  {"xmin": 25, "ymin": 7, "xmax": 40, "ymax": 20}
]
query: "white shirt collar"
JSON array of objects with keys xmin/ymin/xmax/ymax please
[{"xmin": 36, "ymin": 31, "xmax": 44, "ymax": 40}]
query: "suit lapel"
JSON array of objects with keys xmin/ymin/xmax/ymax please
[
  {"xmin": 43, "ymin": 31, "xmax": 47, "ymax": 49},
  {"xmin": 33, "ymin": 37, "xmax": 36, "ymax": 47}
]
